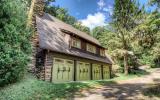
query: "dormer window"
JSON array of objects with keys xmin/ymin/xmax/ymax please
[
  {"xmin": 100, "ymin": 49, "xmax": 105, "ymax": 57},
  {"xmin": 71, "ymin": 37, "xmax": 81, "ymax": 49},
  {"xmin": 87, "ymin": 43, "xmax": 96, "ymax": 54}
]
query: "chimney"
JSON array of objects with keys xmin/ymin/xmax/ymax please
[
  {"xmin": 34, "ymin": 0, "xmax": 45, "ymax": 16},
  {"xmin": 28, "ymin": 0, "xmax": 45, "ymax": 74}
]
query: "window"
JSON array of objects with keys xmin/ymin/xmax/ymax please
[
  {"xmin": 87, "ymin": 43, "xmax": 96, "ymax": 54},
  {"xmin": 71, "ymin": 37, "xmax": 81, "ymax": 49},
  {"xmin": 100, "ymin": 49, "xmax": 105, "ymax": 57}
]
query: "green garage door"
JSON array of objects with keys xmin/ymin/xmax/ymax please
[
  {"xmin": 103, "ymin": 65, "xmax": 110, "ymax": 79},
  {"xmin": 76, "ymin": 62, "xmax": 90, "ymax": 81},
  {"xmin": 92, "ymin": 64, "xmax": 102, "ymax": 80},
  {"xmin": 52, "ymin": 58, "xmax": 74, "ymax": 83}
]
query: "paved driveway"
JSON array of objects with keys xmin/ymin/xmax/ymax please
[{"xmin": 74, "ymin": 68, "xmax": 160, "ymax": 100}]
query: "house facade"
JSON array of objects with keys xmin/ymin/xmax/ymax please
[{"xmin": 35, "ymin": 13, "xmax": 113, "ymax": 83}]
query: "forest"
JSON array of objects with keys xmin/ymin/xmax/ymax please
[{"xmin": 0, "ymin": 0, "xmax": 160, "ymax": 99}]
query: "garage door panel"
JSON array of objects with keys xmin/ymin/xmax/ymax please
[
  {"xmin": 92, "ymin": 64, "xmax": 102, "ymax": 80},
  {"xmin": 76, "ymin": 61, "xmax": 90, "ymax": 81},
  {"xmin": 103, "ymin": 65, "xmax": 110, "ymax": 79},
  {"xmin": 65, "ymin": 60, "xmax": 74, "ymax": 81},
  {"xmin": 52, "ymin": 58, "xmax": 74, "ymax": 83}
]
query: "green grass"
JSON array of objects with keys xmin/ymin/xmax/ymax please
[
  {"xmin": 0, "ymin": 70, "xmax": 148, "ymax": 100},
  {"xmin": 0, "ymin": 74, "xmax": 113, "ymax": 100}
]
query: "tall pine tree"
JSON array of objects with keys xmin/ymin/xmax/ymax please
[{"xmin": 113, "ymin": 0, "xmax": 140, "ymax": 74}]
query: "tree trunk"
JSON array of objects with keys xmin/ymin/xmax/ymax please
[
  {"xmin": 124, "ymin": 53, "xmax": 129, "ymax": 75},
  {"xmin": 27, "ymin": 0, "xmax": 36, "ymax": 27}
]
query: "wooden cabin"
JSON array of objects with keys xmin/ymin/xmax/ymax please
[{"xmin": 34, "ymin": 13, "xmax": 113, "ymax": 83}]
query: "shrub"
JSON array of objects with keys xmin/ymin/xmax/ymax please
[{"xmin": 0, "ymin": 0, "xmax": 32, "ymax": 86}]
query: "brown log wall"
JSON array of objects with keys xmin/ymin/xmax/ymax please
[{"xmin": 44, "ymin": 51, "xmax": 53, "ymax": 81}]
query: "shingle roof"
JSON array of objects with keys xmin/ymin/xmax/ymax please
[{"xmin": 36, "ymin": 13, "xmax": 112, "ymax": 64}]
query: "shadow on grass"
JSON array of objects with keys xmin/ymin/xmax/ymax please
[
  {"xmin": 143, "ymin": 84, "xmax": 160, "ymax": 98},
  {"xmin": 28, "ymin": 79, "xmax": 117, "ymax": 100},
  {"xmin": 130, "ymin": 69, "xmax": 151, "ymax": 77}
]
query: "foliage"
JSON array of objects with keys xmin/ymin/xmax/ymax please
[
  {"xmin": 149, "ymin": 0, "xmax": 160, "ymax": 8},
  {"xmin": 104, "ymin": 0, "xmax": 142, "ymax": 74},
  {"xmin": 45, "ymin": 5, "xmax": 90, "ymax": 34},
  {"xmin": 93, "ymin": 0, "xmax": 160, "ymax": 73},
  {"xmin": 0, "ymin": 0, "xmax": 32, "ymax": 86},
  {"xmin": 73, "ymin": 21, "xmax": 90, "ymax": 34},
  {"xmin": 133, "ymin": 12, "xmax": 160, "ymax": 67}
]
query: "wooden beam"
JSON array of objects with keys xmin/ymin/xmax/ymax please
[
  {"xmin": 51, "ymin": 53, "xmax": 54, "ymax": 82},
  {"xmin": 109, "ymin": 65, "xmax": 112, "ymax": 79},
  {"xmin": 73, "ymin": 60, "xmax": 77, "ymax": 81},
  {"xmin": 101, "ymin": 65, "xmax": 104, "ymax": 80},
  {"xmin": 90, "ymin": 63, "xmax": 93, "ymax": 80}
]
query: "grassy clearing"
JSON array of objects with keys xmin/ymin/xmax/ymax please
[{"xmin": 0, "ymin": 69, "xmax": 149, "ymax": 100}]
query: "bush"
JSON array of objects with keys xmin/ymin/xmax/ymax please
[{"xmin": 0, "ymin": 0, "xmax": 32, "ymax": 86}]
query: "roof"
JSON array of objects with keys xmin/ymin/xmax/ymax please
[{"xmin": 36, "ymin": 13, "xmax": 112, "ymax": 64}]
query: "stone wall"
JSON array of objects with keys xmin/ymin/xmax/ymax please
[{"xmin": 29, "ymin": 0, "xmax": 45, "ymax": 73}]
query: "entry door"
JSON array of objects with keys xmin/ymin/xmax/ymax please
[
  {"xmin": 92, "ymin": 64, "xmax": 102, "ymax": 80},
  {"xmin": 52, "ymin": 58, "xmax": 74, "ymax": 83},
  {"xmin": 76, "ymin": 62, "xmax": 90, "ymax": 81},
  {"xmin": 103, "ymin": 65, "xmax": 110, "ymax": 79}
]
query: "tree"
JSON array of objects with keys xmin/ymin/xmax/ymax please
[
  {"xmin": 92, "ymin": 26, "xmax": 106, "ymax": 38},
  {"xmin": 0, "ymin": 0, "xmax": 32, "ymax": 86},
  {"xmin": 73, "ymin": 22, "xmax": 90, "ymax": 34},
  {"xmin": 45, "ymin": 5, "xmax": 91, "ymax": 34},
  {"xmin": 133, "ymin": 12, "xmax": 160, "ymax": 67},
  {"xmin": 149, "ymin": 0, "xmax": 160, "ymax": 8},
  {"xmin": 112, "ymin": 0, "xmax": 141, "ymax": 74}
]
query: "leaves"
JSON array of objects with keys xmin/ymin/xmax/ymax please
[
  {"xmin": 0, "ymin": 0, "xmax": 32, "ymax": 86},
  {"xmin": 45, "ymin": 5, "xmax": 91, "ymax": 34}
]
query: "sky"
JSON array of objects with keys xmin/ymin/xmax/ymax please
[{"xmin": 51, "ymin": 0, "xmax": 156, "ymax": 29}]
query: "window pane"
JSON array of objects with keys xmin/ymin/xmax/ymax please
[
  {"xmin": 100, "ymin": 49, "xmax": 105, "ymax": 56},
  {"xmin": 71, "ymin": 37, "xmax": 81, "ymax": 49},
  {"xmin": 87, "ymin": 43, "xmax": 96, "ymax": 54}
]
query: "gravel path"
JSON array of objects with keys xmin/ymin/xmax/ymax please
[{"xmin": 74, "ymin": 68, "xmax": 160, "ymax": 100}]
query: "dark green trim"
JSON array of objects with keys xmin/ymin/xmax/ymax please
[
  {"xmin": 109, "ymin": 65, "xmax": 112, "ymax": 79},
  {"xmin": 101, "ymin": 65, "xmax": 104, "ymax": 80},
  {"xmin": 90, "ymin": 63, "xmax": 93, "ymax": 80},
  {"xmin": 51, "ymin": 59, "xmax": 53, "ymax": 82},
  {"xmin": 73, "ymin": 60, "xmax": 76, "ymax": 81}
]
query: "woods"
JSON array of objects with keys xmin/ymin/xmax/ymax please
[{"xmin": 92, "ymin": 0, "xmax": 160, "ymax": 74}]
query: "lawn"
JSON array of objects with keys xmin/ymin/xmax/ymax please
[{"xmin": 0, "ymin": 71, "xmax": 149, "ymax": 100}]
